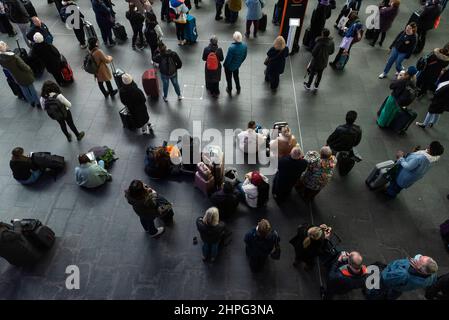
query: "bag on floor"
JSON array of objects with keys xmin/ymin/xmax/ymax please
[
  {"xmin": 14, "ymin": 39, "xmax": 28, "ymax": 62},
  {"xmin": 60, "ymin": 55, "xmax": 74, "ymax": 84},
  {"xmin": 119, "ymin": 107, "xmax": 136, "ymax": 129},
  {"xmin": 88, "ymin": 146, "xmax": 118, "ymax": 169},
  {"xmin": 259, "ymin": 13, "xmax": 268, "ymax": 32},
  {"xmin": 194, "ymin": 171, "xmax": 215, "ymax": 195},
  {"xmin": 334, "ymin": 52, "xmax": 350, "ymax": 70},
  {"xmin": 31, "ymin": 152, "xmax": 65, "ymax": 173},
  {"xmin": 84, "ymin": 21, "xmax": 98, "ymax": 41},
  {"xmin": 365, "ymin": 160, "xmax": 396, "ymax": 190},
  {"xmin": 184, "ymin": 14, "xmax": 198, "ymax": 44},
  {"xmin": 337, "ymin": 151, "xmax": 356, "ymax": 176},
  {"xmin": 142, "ymin": 68, "xmax": 159, "ymax": 99},
  {"xmin": 113, "ymin": 23, "xmax": 128, "ymax": 42},
  {"xmin": 14, "ymin": 219, "xmax": 55, "ymax": 250},
  {"xmin": 155, "ymin": 194, "xmax": 174, "ymax": 225},
  {"xmin": 302, "ymin": 27, "xmax": 312, "ymax": 47},
  {"xmin": 111, "ymin": 62, "xmax": 125, "ymax": 89},
  {"xmin": 389, "ymin": 108, "xmax": 417, "ymax": 134}
]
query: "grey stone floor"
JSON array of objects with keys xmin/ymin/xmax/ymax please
[{"xmin": 0, "ymin": 0, "xmax": 448, "ymax": 300}]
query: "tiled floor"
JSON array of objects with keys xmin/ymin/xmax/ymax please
[{"xmin": 0, "ymin": 1, "xmax": 448, "ymax": 299}]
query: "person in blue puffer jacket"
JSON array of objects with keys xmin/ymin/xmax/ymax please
[{"xmin": 223, "ymin": 31, "xmax": 247, "ymax": 95}]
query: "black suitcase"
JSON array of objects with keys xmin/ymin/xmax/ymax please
[
  {"xmin": 337, "ymin": 151, "xmax": 356, "ymax": 176},
  {"xmin": 389, "ymin": 108, "xmax": 418, "ymax": 134},
  {"xmin": 31, "ymin": 152, "xmax": 65, "ymax": 172},
  {"xmin": 0, "ymin": 222, "xmax": 43, "ymax": 267},
  {"xmin": 258, "ymin": 13, "xmax": 267, "ymax": 32},
  {"xmin": 15, "ymin": 219, "xmax": 56, "ymax": 250},
  {"xmin": 14, "ymin": 40, "xmax": 28, "ymax": 62},
  {"xmin": 111, "ymin": 62, "xmax": 125, "ymax": 89},
  {"xmin": 302, "ymin": 27, "xmax": 312, "ymax": 47},
  {"xmin": 21, "ymin": 0, "xmax": 37, "ymax": 17},
  {"xmin": 84, "ymin": 21, "xmax": 98, "ymax": 41},
  {"xmin": 119, "ymin": 107, "xmax": 136, "ymax": 129},
  {"xmin": 113, "ymin": 23, "xmax": 128, "ymax": 42}
]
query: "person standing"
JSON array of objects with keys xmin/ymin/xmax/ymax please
[
  {"xmin": 378, "ymin": 22, "xmax": 417, "ymax": 79},
  {"xmin": 196, "ymin": 207, "xmax": 226, "ymax": 262},
  {"xmin": 3, "ymin": 0, "xmax": 31, "ymax": 47},
  {"xmin": 272, "ymin": 147, "xmax": 307, "ymax": 200},
  {"xmin": 60, "ymin": 0, "xmax": 87, "ymax": 49},
  {"xmin": 0, "ymin": 1, "xmax": 17, "ymax": 37},
  {"xmin": 307, "ymin": 1, "xmax": 328, "ymax": 49},
  {"xmin": 304, "ymin": 28, "xmax": 334, "ymax": 92},
  {"xmin": 223, "ymin": 31, "xmax": 247, "ymax": 95},
  {"xmin": 215, "ymin": 0, "xmax": 225, "ymax": 20},
  {"xmin": 91, "ymin": 0, "xmax": 116, "ymax": 47},
  {"xmin": 171, "ymin": 0, "xmax": 189, "ymax": 46},
  {"xmin": 40, "ymin": 80, "xmax": 85, "ymax": 142},
  {"xmin": 415, "ymin": 80, "xmax": 449, "ymax": 128},
  {"xmin": 88, "ymin": 38, "xmax": 118, "ymax": 98},
  {"xmin": 416, "ymin": 44, "xmax": 449, "ymax": 97},
  {"xmin": 227, "ymin": 0, "xmax": 242, "ymax": 24},
  {"xmin": 297, "ymin": 146, "xmax": 336, "ymax": 201},
  {"xmin": 152, "ymin": 43, "xmax": 183, "ymax": 101},
  {"xmin": 144, "ymin": 12, "xmax": 163, "ymax": 58},
  {"xmin": 413, "ymin": 0, "xmax": 442, "ymax": 54},
  {"xmin": 127, "ymin": 0, "xmax": 152, "ymax": 14},
  {"xmin": 29, "ymin": 33, "xmax": 64, "ymax": 85},
  {"xmin": 0, "ymin": 41, "xmax": 40, "ymax": 108},
  {"xmin": 385, "ymin": 142, "xmax": 444, "ymax": 198},
  {"xmin": 369, "ymin": 0, "xmax": 400, "ymax": 47},
  {"xmin": 75, "ymin": 154, "xmax": 112, "ymax": 188},
  {"xmin": 126, "ymin": 2, "xmax": 145, "ymax": 50},
  {"xmin": 245, "ymin": 0, "xmax": 264, "ymax": 38},
  {"xmin": 329, "ymin": 19, "xmax": 363, "ymax": 69},
  {"xmin": 125, "ymin": 180, "xmax": 165, "ymax": 237},
  {"xmin": 26, "ymin": 17, "xmax": 53, "ymax": 44},
  {"xmin": 264, "ymin": 36, "xmax": 289, "ymax": 91},
  {"xmin": 202, "ymin": 35, "xmax": 224, "ymax": 98},
  {"xmin": 119, "ymin": 73, "xmax": 152, "ymax": 134},
  {"xmin": 244, "ymin": 219, "xmax": 280, "ymax": 272},
  {"xmin": 9, "ymin": 147, "xmax": 42, "ymax": 185}
]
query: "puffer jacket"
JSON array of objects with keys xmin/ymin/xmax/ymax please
[{"xmin": 223, "ymin": 42, "xmax": 247, "ymax": 71}]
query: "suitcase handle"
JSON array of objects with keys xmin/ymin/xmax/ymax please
[
  {"xmin": 16, "ymin": 39, "xmax": 21, "ymax": 51},
  {"xmin": 110, "ymin": 61, "xmax": 116, "ymax": 73}
]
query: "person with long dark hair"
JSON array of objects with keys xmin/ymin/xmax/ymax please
[
  {"xmin": 88, "ymin": 38, "xmax": 118, "ymax": 98},
  {"xmin": 9, "ymin": 147, "xmax": 42, "ymax": 185}
]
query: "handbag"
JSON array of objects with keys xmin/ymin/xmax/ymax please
[
  {"xmin": 270, "ymin": 231, "xmax": 281, "ymax": 260},
  {"xmin": 264, "ymin": 49, "xmax": 284, "ymax": 66}
]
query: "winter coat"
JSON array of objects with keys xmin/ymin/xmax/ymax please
[
  {"xmin": 395, "ymin": 151, "xmax": 436, "ymax": 189},
  {"xmin": 202, "ymin": 44, "xmax": 224, "ymax": 83},
  {"xmin": 210, "ymin": 189, "xmax": 240, "ymax": 218},
  {"xmin": 265, "ymin": 46, "xmax": 289, "ymax": 77},
  {"xmin": 310, "ymin": 4, "xmax": 327, "ymax": 39},
  {"xmin": 326, "ymin": 123, "xmax": 362, "ymax": 152},
  {"xmin": 153, "ymin": 49, "xmax": 182, "ymax": 77},
  {"xmin": 273, "ymin": 155, "xmax": 307, "ymax": 196},
  {"xmin": 390, "ymin": 31, "xmax": 417, "ymax": 58},
  {"xmin": 196, "ymin": 217, "xmax": 226, "ymax": 244},
  {"xmin": 0, "ymin": 51, "xmax": 34, "ymax": 85},
  {"xmin": 29, "ymin": 42, "xmax": 61, "ymax": 74},
  {"xmin": 26, "ymin": 23, "xmax": 53, "ymax": 44},
  {"xmin": 418, "ymin": 3, "xmax": 442, "ymax": 32},
  {"xmin": 223, "ymin": 42, "xmax": 247, "ymax": 71},
  {"xmin": 327, "ymin": 259, "xmax": 368, "ymax": 295},
  {"xmin": 381, "ymin": 258, "xmax": 437, "ymax": 294},
  {"xmin": 91, "ymin": 0, "xmax": 114, "ymax": 29},
  {"xmin": 127, "ymin": 0, "xmax": 152, "ymax": 14},
  {"xmin": 417, "ymin": 49, "xmax": 449, "ymax": 90},
  {"xmin": 125, "ymin": 189, "xmax": 159, "ymax": 219},
  {"xmin": 244, "ymin": 227, "xmax": 279, "ymax": 259},
  {"xmin": 379, "ymin": 5, "xmax": 399, "ymax": 33},
  {"xmin": 10, "ymin": 157, "xmax": 38, "ymax": 181},
  {"xmin": 309, "ymin": 36, "xmax": 335, "ymax": 71},
  {"xmin": 119, "ymin": 82, "xmax": 149, "ymax": 128},
  {"xmin": 389, "ymin": 78, "xmax": 416, "ymax": 106},
  {"xmin": 75, "ymin": 162, "xmax": 111, "ymax": 188},
  {"xmin": 289, "ymin": 223, "xmax": 327, "ymax": 264},
  {"xmin": 229, "ymin": 0, "xmax": 242, "ymax": 12},
  {"xmin": 245, "ymin": 0, "xmax": 264, "ymax": 21},
  {"xmin": 3, "ymin": 0, "xmax": 29, "ymax": 24},
  {"xmin": 428, "ymin": 81, "xmax": 449, "ymax": 114},
  {"xmin": 91, "ymin": 48, "xmax": 113, "ymax": 82}
]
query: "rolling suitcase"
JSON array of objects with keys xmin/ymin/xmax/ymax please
[
  {"xmin": 84, "ymin": 21, "xmax": 98, "ymax": 41},
  {"xmin": 184, "ymin": 14, "xmax": 198, "ymax": 44},
  {"xmin": 142, "ymin": 68, "xmax": 159, "ymax": 99},
  {"xmin": 14, "ymin": 40, "xmax": 28, "ymax": 62},
  {"xmin": 337, "ymin": 151, "xmax": 356, "ymax": 176},
  {"xmin": 119, "ymin": 107, "xmax": 136, "ymax": 129},
  {"xmin": 194, "ymin": 171, "xmax": 215, "ymax": 196},
  {"xmin": 60, "ymin": 55, "xmax": 74, "ymax": 85},
  {"xmin": 365, "ymin": 160, "xmax": 395, "ymax": 190},
  {"xmin": 302, "ymin": 27, "xmax": 312, "ymax": 48},
  {"xmin": 31, "ymin": 152, "xmax": 65, "ymax": 172},
  {"xmin": 389, "ymin": 108, "xmax": 417, "ymax": 134},
  {"xmin": 111, "ymin": 62, "xmax": 125, "ymax": 89},
  {"xmin": 334, "ymin": 52, "xmax": 349, "ymax": 70},
  {"xmin": 258, "ymin": 13, "xmax": 267, "ymax": 32},
  {"xmin": 113, "ymin": 23, "xmax": 128, "ymax": 42}
]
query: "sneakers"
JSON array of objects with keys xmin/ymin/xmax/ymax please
[
  {"xmin": 141, "ymin": 123, "xmax": 153, "ymax": 135},
  {"xmin": 110, "ymin": 89, "xmax": 118, "ymax": 98},
  {"xmin": 178, "ymin": 95, "xmax": 183, "ymax": 100},
  {"xmin": 226, "ymin": 87, "xmax": 232, "ymax": 95},
  {"xmin": 303, "ymin": 82, "xmax": 311, "ymax": 90},
  {"xmin": 312, "ymin": 85, "xmax": 319, "ymax": 93},
  {"xmin": 67, "ymin": 134, "xmax": 72, "ymax": 142},
  {"xmin": 378, "ymin": 73, "xmax": 387, "ymax": 79},
  {"xmin": 215, "ymin": 16, "xmax": 223, "ymax": 21},
  {"xmin": 163, "ymin": 96, "xmax": 168, "ymax": 102},
  {"xmin": 80, "ymin": 44, "xmax": 87, "ymax": 49},
  {"xmin": 77, "ymin": 131, "xmax": 85, "ymax": 141},
  {"xmin": 415, "ymin": 122, "xmax": 426, "ymax": 128},
  {"xmin": 150, "ymin": 227, "xmax": 165, "ymax": 238}
]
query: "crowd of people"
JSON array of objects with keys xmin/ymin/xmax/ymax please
[{"xmin": 0, "ymin": 0, "xmax": 449, "ymax": 300}]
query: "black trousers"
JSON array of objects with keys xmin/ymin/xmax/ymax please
[
  {"xmin": 306, "ymin": 68, "xmax": 324, "ymax": 88},
  {"xmin": 131, "ymin": 24, "xmax": 144, "ymax": 47},
  {"xmin": 175, "ymin": 23, "xmax": 185, "ymax": 41},
  {"xmin": 224, "ymin": 67, "xmax": 240, "ymax": 91},
  {"xmin": 98, "ymin": 81, "xmax": 114, "ymax": 96},
  {"xmin": 216, "ymin": 4, "xmax": 224, "ymax": 19},
  {"xmin": 206, "ymin": 81, "xmax": 220, "ymax": 95},
  {"xmin": 0, "ymin": 14, "xmax": 15, "ymax": 35},
  {"xmin": 73, "ymin": 27, "xmax": 86, "ymax": 46},
  {"xmin": 57, "ymin": 110, "xmax": 80, "ymax": 138},
  {"xmin": 371, "ymin": 30, "xmax": 387, "ymax": 45},
  {"xmin": 161, "ymin": 0, "xmax": 169, "ymax": 20}
]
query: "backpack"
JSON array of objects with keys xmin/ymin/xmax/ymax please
[
  {"xmin": 45, "ymin": 97, "xmax": 67, "ymax": 121},
  {"xmin": 88, "ymin": 146, "xmax": 118, "ymax": 169},
  {"xmin": 397, "ymin": 84, "xmax": 417, "ymax": 107},
  {"xmin": 83, "ymin": 52, "xmax": 99, "ymax": 75},
  {"xmin": 160, "ymin": 53, "xmax": 177, "ymax": 76},
  {"xmin": 206, "ymin": 52, "xmax": 219, "ymax": 71}
]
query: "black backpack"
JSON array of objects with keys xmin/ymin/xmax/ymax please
[
  {"xmin": 397, "ymin": 84, "xmax": 417, "ymax": 107},
  {"xmin": 83, "ymin": 52, "xmax": 99, "ymax": 75},
  {"xmin": 160, "ymin": 52, "xmax": 177, "ymax": 76},
  {"xmin": 45, "ymin": 97, "xmax": 67, "ymax": 121}
]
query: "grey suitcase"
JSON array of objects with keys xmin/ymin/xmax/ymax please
[{"xmin": 365, "ymin": 160, "xmax": 395, "ymax": 190}]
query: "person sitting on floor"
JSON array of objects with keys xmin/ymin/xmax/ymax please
[
  {"xmin": 75, "ymin": 153, "xmax": 112, "ymax": 188},
  {"xmin": 9, "ymin": 147, "xmax": 42, "ymax": 185}
]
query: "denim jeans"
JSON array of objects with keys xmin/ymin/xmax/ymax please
[
  {"xmin": 139, "ymin": 216, "xmax": 158, "ymax": 234},
  {"xmin": 98, "ymin": 160, "xmax": 105, "ymax": 169},
  {"xmin": 17, "ymin": 170, "xmax": 42, "ymax": 185},
  {"xmin": 19, "ymin": 84, "xmax": 40, "ymax": 106},
  {"xmin": 383, "ymin": 48, "xmax": 408, "ymax": 75},
  {"xmin": 422, "ymin": 113, "xmax": 440, "ymax": 127},
  {"xmin": 228, "ymin": 10, "xmax": 238, "ymax": 23},
  {"xmin": 161, "ymin": 73, "xmax": 181, "ymax": 98},
  {"xmin": 386, "ymin": 179, "xmax": 403, "ymax": 198},
  {"xmin": 202, "ymin": 242, "xmax": 219, "ymax": 259}
]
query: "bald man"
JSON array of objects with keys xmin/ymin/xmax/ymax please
[{"xmin": 26, "ymin": 16, "xmax": 53, "ymax": 44}]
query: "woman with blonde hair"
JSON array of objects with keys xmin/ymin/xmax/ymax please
[
  {"xmin": 196, "ymin": 207, "xmax": 226, "ymax": 262},
  {"xmin": 264, "ymin": 36, "xmax": 289, "ymax": 90},
  {"xmin": 289, "ymin": 223, "xmax": 332, "ymax": 269}
]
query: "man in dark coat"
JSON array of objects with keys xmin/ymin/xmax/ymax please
[
  {"xmin": 119, "ymin": 73, "xmax": 152, "ymax": 134},
  {"xmin": 416, "ymin": 79, "xmax": 449, "ymax": 128},
  {"xmin": 210, "ymin": 181, "xmax": 240, "ymax": 218},
  {"xmin": 26, "ymin": 17, "xmax": 53, "ymax": 44},
  {"xmin": 416, "ymin": 45, "xmax": 449, "ymax": 96},
  {"xmin": 202, "ymin": 36, "xmax": 224, "ymax": 98},
  {"xmin": 29, "ymin": 32, "xmax": 64, "ymax": 84},
  {"xmin": 91, "ymin": 0, "xmax": 115, "ymax": 47},
  {"xmin": 3, "ymin": 0, "xmax": 31, "ymax": 47},
  {"xmin": 414, "ymin": 0, "xmax": 442, "ymax": 53},
  {"xmin": 304, "ymin": 28, "xmax": 334, "ymax": 92},
  {"xmin": 272, "ymin": 147, "xmax": 307, "ymax": 200},
  {"xmin": 307, "ymin": 2, "xmax": 327, "ymax": 49},
  {"xmin": 369, "ymin": 0, "xmax": 400, "ymax": 47}
]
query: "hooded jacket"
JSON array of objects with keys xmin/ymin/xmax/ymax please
[
  {"xmin": 0, "ymin": 51, "xmax": 35, "ymax": 85},
  {"xmin": 119, "ymin": 81, "xmax": 149, "ymax": 128},
  {"xmin": 125, "ymin": 189, "xmax": 159, "ymax": 219},
  {"xmin": 310, "ymin": 36, "xmax": 335, "ymax": 71}
]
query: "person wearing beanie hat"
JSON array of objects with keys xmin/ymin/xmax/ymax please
[
  {"xmin": 29, "ymin": 32, "xmax": 65, "ymax": 85},
  {"xmin": 236, "ymin": 171, "xmax": 269, "ymax": 208},
  {"xmin": 202, "ymin": 35, "xmax": 224, "ymax": 98},
  {"xmin": 119, "ymin": 73, "xmax": 153, "ymax": 135},
  {"xmin": 379, "ymin": 23, "xmax": 418, "ymax": 79}
]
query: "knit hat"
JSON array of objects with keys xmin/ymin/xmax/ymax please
[
  {"xmin": 33, "ymin": 32, "xmax": 44, "ymax": 44},
  {"xmin": 0, "ymin": 41, "xmax": 7, "ymax": 52},
  {"xmin": 250, "ymin": 171, "xmax": 263, "ymax": 186},
  {"xmin": 122, "ymin": 73, "xmax": 133, "ymax": 85},
  {"xmin": 407, "ymin": 66, "xmax": 418, "ymax": 77}
]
